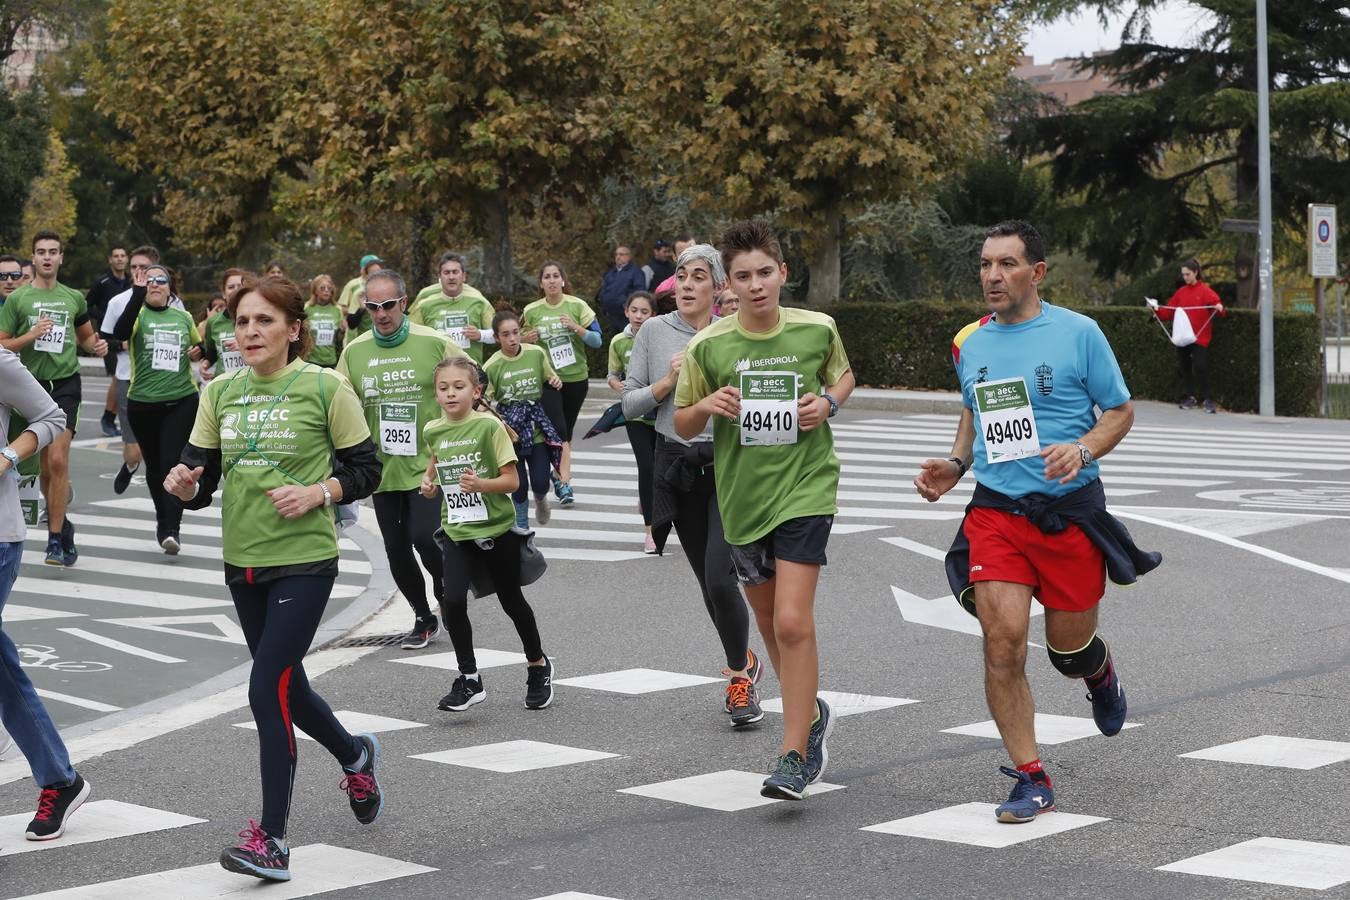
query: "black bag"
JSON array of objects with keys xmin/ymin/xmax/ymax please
[{"xmin": 433, "ymin": 528, "xmax": 548, "ymax": 600}]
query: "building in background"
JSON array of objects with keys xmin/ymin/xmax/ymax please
[
  {"xmin": 1014, "ymin": 52, "xmax": 1128, "ymax": 107},
  {"xmin": 3, "ymin": 22, "xmax": 63, "ymax": 91}
]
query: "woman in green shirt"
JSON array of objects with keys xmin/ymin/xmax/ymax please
[
  {"xmin": 521, "ymin": 261, "xmax": 600, "ymax": 505},
  {"xmin": 111, "ymin": 264, "xmax": 203, "ymax": 553},
  {"xmin": 164, "ymin": 276, "xmax": 385, "ymax": 884},
  {"xmin": 303, "ymin": 274, "xmax": 345, "ymax": 368}
]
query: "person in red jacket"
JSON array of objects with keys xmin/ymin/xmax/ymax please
[{"xmin": 1154, "ymin": 258, "xmax": 1225, "ymax": 413}]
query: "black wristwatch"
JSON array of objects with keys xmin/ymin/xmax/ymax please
[
  {"xmin": 947, "ymin": 456, "xmax": 968, "ymax": 477},
  {"xmin": 821, "ymin": 392, "xmax": 839, "ymax": 418}
]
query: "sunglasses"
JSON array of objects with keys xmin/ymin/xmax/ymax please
[
  {"xmin": 0, "ymin": 272, "xmax": 22, "ymax": 281},
  {"xmin": 146, "ymin": 275, "xmax": 170, "ymax": 286},
  {"xmin": 363, "ymin": 297, "xmax": 404, "ymax": 312}
]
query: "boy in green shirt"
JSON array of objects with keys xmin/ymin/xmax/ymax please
[{"xmin": 674, "ymin": 220, "xmax": 855, "ymax": 801}]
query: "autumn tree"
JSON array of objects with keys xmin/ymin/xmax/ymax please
[
  {"xmin": 616, "ymin": 0, "xmax": 1022, "ymax": 305},
  {"xmin": 88, "ymin": 0, "xmax": 316, "ymax": 261},
  {"xmin": 0, "ymin": 88, "xmax": 46, "ymax": 251},
  {"xmin": 21, "ymin": 129, "xmax": 77, "ymax": 246},
  {"xmin": 293, "ymin": 0, "xmax": 623, "ymax": 294},
  {"xmin": 1012, "ymin": 1, "xmax": 1350, "ymax": 305}
]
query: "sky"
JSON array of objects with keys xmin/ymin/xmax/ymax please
[{"xmin": 1022, "ymin": 2, "xmax": 1217, "ymax": 62}]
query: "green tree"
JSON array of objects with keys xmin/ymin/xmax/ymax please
[
  {"xmin": 616, "ymin": 0, "xmax": 1022, "ymax": 306},
  {"xmin": 1012, "ymin": 1, "xmax": 1350, "ymax": 306},
  {"xmin": 293, "ymin": 0, "xmax": 623, "ymax": 294},
  {"xmin": 21, "ymin": 130, "xmax": 76, "ymax": 248},
  {"xmin": 0, "ymin": 88, "xmax": 47, "ymax": 251},
  {"xmin": 88, "ymin": 0, "xmax": 315, "ymax": 261}
]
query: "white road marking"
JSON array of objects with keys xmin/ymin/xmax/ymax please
[
  {"xmin": 879, "ymin": 536, "xmax": 947, "ymax": 561},
  {"xmin": 619, "ymin": 770, "xmax": 844, "ymax": 812},
  {"xmin": 57, "ymin": 627, "xmax": 185, "ymax": 663},
  {"xmin": 9, "ymin": 578, "xmax": 232, "ymax": 611},
  {"xmin": 0, "ymin": 800, "xmax": 204, "ymax": 859},
  {"xmin": 97, "ymin": 614, "xmax": 246, "ymax": 645},
  {"xmin": 861, "ymin": 801, "xmax": 1107, "ymax": 848},
  {"xmin": 1158, "ymin": 837, "xmax": 1350, "ymax": 891},
  {"xmin": 33, "ymin": 689, "xmax": 121, "ymax": 713},
  {"xmin": 3, "ymin": 605, "xmax": 85, "ymax": 622},
  {"xmin": 412, "ymin": 740, "xmax": 619, "ymax": 773}
]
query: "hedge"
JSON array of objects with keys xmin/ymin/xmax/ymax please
[{"xmin": 828, "ymin": 302, "xmax": 1321, "ymax": 417}]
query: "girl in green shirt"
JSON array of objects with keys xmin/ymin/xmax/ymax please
[
  {"xmin": 303, "ymin": 274, "xmax": 345, "ymax": 368},
  {"xmin": 421, "ymin": 355, "xmax": 553, "ymax": 714},
  {"xmin": 520, "ymin": 261, "xmax": 600, "ymax": 505}
]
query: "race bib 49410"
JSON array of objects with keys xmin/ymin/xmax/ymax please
[
  {"xmin": 738, "ymin": 370, "xmax": 798, "ymax": 446},
  {"xmin": 973, "ymin": 376, "xmax": 1040, "ymax": 464}
]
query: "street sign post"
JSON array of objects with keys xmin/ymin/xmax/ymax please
[{"xmin": 1309, "ymin": 204, "xmax": 1338, "ymax": 278}]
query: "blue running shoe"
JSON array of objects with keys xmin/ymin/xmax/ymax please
[
  {"xmin": 44, "ymin": 536, "xmax": 63, "ymax": 566},
  {"xmin": 340, "ymin": 732, "xmax": 384, "ymax": 825},
  {"xmin": 60, "ymin": 518, "xmax": 78, "ymax": 567},
  {"xmin": 220, "ymin": 821, "xmax": 290, "ymax": 881},
  {"xmin": 805, "ymin": 697, "xmax": 835, "ymax": 784},
  {"xmin": 761, "ymin": 750, "xmax": 807, "ymax": 801},
  {"xmin": 558, "ymin": 482, "xmax": 574, "ymax": 505},
  {"xmin": 994, "ymin": 766, "xmax": 1055, "ymax": 823},
  {"xmin": 550, "ymin": 471, "xmax": 563, "ymax": 500},
  {"xmin": 1086, "ymin": 663, "xmax": 1127, "ymax": 736}
]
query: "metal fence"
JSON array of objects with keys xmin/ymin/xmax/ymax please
[{"xmin": 1324, "ymin": 283, "xmax": 1350, "ymax": 418}]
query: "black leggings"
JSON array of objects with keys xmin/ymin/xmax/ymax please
[
  {"xmin": 126, "ymin": 394, "xmax": 198, "ymax": 539},
  {"xmin": 230, "ymin": 573, "xmax": 360, "ymax": 839},
  {"xmin": 541, "ymin": 380, "xmax": 588, "ymax": 442},
  {"xmin": 625, "ymin": 423, "xmax": 656, "ymax": 526},
  {"xmin": 673, "ymin": 466, "xmax": 749, "ymax": 671},
  {"xmin": 439, "ymin": 530, "xmax": 543, "ymax": 674},
  {"xmin": 372, "ymin": 489, "xmax": 444, "ymax": 620},
  {"xmin": 513, "ymin": 442, "xmax": 552, "ymax": 503},
  {"xmin": 1177, "ymin": 344, "xmax": 1210, "ymax": 401}
]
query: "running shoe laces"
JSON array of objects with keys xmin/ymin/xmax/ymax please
[
  {"xmin": 340, "ymin": 772, "xmax": 376, "ymax": 802},
  {"xmin": 32, "ymin": 788, "xmax": 58, "ymax": 822},
  {"xmin": 235, "ymin": 820, "xmax": 271, "ymax": 856},
  {"xmin": 725, "ymin": 678, "xmax": 753, "ymax": 711}
]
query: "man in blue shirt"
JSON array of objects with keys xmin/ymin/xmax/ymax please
[
  {"xmin": 913, "ymin": 220, "xmax": 1137, "ymax": 826},
  {"xmin": 597, "ymin": 245, "xmax": 647, "ymax": 332}
]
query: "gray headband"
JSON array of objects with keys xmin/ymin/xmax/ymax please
[{"xmin": 675, "ymin": 243, "xmax": 726, "ymax": 287}]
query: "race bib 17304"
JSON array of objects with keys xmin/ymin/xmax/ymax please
[
  {"xmin": 738, "ymin": 370, "xmax": 798, "ymax": 446},
  {"xmin": 973, "ymin": 376, "xmax": 1040, "ymax": 464},
  {"xmin": 151, "ymin": 329, "xmax": 181, "ymax": 372}
]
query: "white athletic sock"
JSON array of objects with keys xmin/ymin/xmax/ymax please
[{"xmin": 465, "ymin": 672, "xmax": 481, "ymax": 683}]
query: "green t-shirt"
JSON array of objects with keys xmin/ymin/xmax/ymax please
[
  {"xmin": 409, "ymin": 288, "xmax": 494, "ymax": 363},
  {"xmin": 607, "ymin": 332, "xmax": 653, "ymax": 425},
  {"xmin": 335, "ymin": 323, "xmax": 464, "ymax": 493},
  {"xmin": 414, "ymin": 281, "xmax": 487, "ymax": 305},
  {"xmin": 423, "ymin": 409, "xmax": 518, "ymax": 541},
  {"xmin": 521, "ymin": 295, "xmax": 596, "ymax": 383},
  {"xmin": 128, "ymin": 304, "xmax": 201, "ymax": 403},
  {"xmin": 305, "ymin": 303, "xmax": 345, "ymax": 367},
  {"xmin": 189, "ymin": 358, "xmax": 370, "ymax": 567},
  {"xmin": 202, "ymin": 311, "xmax": 243, "ymax": 377},
  {"xmin": 339, "ymin": 275, "xmax": 371, "ymax": 338},
  {"xmin": 0, "ymin": 282, "xmax": 88, "ymax": 381},
  {"xmin": 675, "ymin": 307, "xmax": 852, "ymax": 545},
  {"xmin": 483, "ymin": 343, "xmax": 557, "ymax": 405}
]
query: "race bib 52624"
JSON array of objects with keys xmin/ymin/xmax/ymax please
[{"xmin": 436, "ymin": 460, "xmax": 488, "ymax": 523}]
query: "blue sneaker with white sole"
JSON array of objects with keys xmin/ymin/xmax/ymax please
[
  {"xmin": 994, "ymin": 766, "xmax": 1055, "ymax": 823},
  {"xmin": 1086, "ymin": 663, "xmax": 1127, "ymax": 736},
  {"xmin": 761, "ymin": 750, "xmax": 807, "ymax": 801},
  {"xmin": 804, "ymin": 697, "xmax": 834, "ymax": 784}
]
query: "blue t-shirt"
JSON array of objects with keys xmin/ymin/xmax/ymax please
[{"xmin": 952, "ymin": 302, "xmax": 1130, "ymax": 499}]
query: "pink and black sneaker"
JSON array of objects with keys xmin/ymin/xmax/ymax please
[{"xmin": 220, "ymin": 820, "xmax": 290, "ymax": 881}]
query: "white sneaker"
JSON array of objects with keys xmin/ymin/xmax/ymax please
[
  {"xmin": 643, "ymin": 533, "xmax": 657, "ymax": 554},
  {"xmin": 160, "ymin": 535, "xmax": 180, "ymax": 555},
  {"xmin": 535, "ymin": 495, "xmax": 551, "ymax": 525}
]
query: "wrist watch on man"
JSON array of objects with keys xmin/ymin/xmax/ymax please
[
  {"xmin": 1, "ymin": 446, "xmax": 19, "ymax": 479},
  {"xmin": 1073, "ymin": 441, "xmax": 1094, "ymax": 467},
  {"xmin": 821, "ymin": 392, "xmax": 839, "ymax": 418}
]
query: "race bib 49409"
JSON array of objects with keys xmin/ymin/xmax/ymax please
[
  {"xmin": 436, "ymin": 460, "xmax": 488, "ymax": 523},
  {"xmin": 973, "ymin": 376, "xmax": 1040, "ymax": 464},
  {"xmin": 738, "ymin": 370, "xmax": 798, "ymax": 446}
]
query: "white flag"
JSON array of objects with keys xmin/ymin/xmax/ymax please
[{"xmin": 1170, "ymin": 307, "xmax": 1197, "ymax": 347}]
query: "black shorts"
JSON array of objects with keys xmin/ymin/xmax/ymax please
[
  {"xmin": 39, "ymin": 374, "xmax": 82, "ymax": 436},
  {"xmin": 729, "ymin": 514, "xmax": 833, "ymax": 586}
]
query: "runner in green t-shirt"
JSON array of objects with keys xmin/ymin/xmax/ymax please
[
  {"xmin": 303, "ymin": 274, "xmax": 346, "ymax": 368},
  {"xmin": 164, "ymin": 275, "xmax": 385, "ymax": 883},
  {"xmin": 335, "ymin": 269, "xmax": 464, "ymax": 650},
  {"xmin": 675, "ymin": 220, "xmax": 855, "ymax": 803},
  {"xmin": 484, "ymin": 308, "xmax": 563, "ymax": 529},
  {"xmin": 408, "ymin": 253, "xmax": 494, "ymax": 363},
  {"xmin": 338, "ymin": 254, "xmax": 383, "ymax": 339},
  {"xmin": 520, "ymin": 261, "xmax": 600, "ymax": 505},
  {"xmin": 200, "ymin": 268, "xmax": 252, "ymax": 382},
  {"xmin": 0, "ymin": 231, "xmax": 109, "ymax": 567},
  {"xmin": 112, "ymin": 264, "xmax": 204, "ymax": 552},
  {"xmin": 605, "ymin": 291, "xmax": 658, "ymax": 552},
  {"xmin": 420, "ymin": 354, "xmax": 553, "ymax": 713}
]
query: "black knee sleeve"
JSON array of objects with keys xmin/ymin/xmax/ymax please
[{"xmin": 1047, "ymin": 634, "xmax": 1108, "ymax": 678}]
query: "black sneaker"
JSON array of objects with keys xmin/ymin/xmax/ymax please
[
  {"xmin": 60, "ymin": 518, "xmax": 78, "ymax": 567},
  {"xmin": 1203, "ymin": 399, "xmax": 1217, "ymax": 414},
  {"xmin": 1179, "ymin": 395, "xmax": 1197, "ymax": 410},
  {"xmin": 25, "ymin": 774, "xmax": 91, "ymax": 840},
  {"xmin": 438, "ymin": 674, "xmax": 486, "ymax": 711},
  {"xmin": 43, "ymin": 535, "xmax": 63, "ymax": 566},
  {"xmin": 804, "ymin": 697, "xmax": 835, "ymax": 784},
  {"xmin": 100, "ymin": 411, "xmax": 120, "ymax": 438},
  {"xmin": 339, "ymin": 732, "xmax": 384, "ymax": 825},
  {"xmin": 725, "ymin": 677, "xmax": 764, "ymax": 728},
  {"xmin": 112, "ymin": 463, "xmax": 136, "ymax": 495},
  {"xmin": 220, "ymin": 821, "xmax": 290, "ymax": 881},
  {"xmin": 399, "ymin": 614, "xmax": 439, "ymax": 650},
  {"xmin": 760, "ymin": 750, "xmax": 807, "ymax": 801},
  {"xmin": 525, "ymin": 656, "xmax": 554, "ymax": 709}
]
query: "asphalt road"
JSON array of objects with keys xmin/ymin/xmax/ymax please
[{"xmin": 3, "ymin": 391, "xmax": 1350, "ymax": 899}]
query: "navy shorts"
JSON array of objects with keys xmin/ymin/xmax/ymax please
[{"xmin": 729, "ymin": 515, "xmax": 833, "ymax": 586}]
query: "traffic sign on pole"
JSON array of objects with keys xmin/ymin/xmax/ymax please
[{"xmin": 1309, "ymin": 204, "xmax": 1338, "ymax": 278}]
